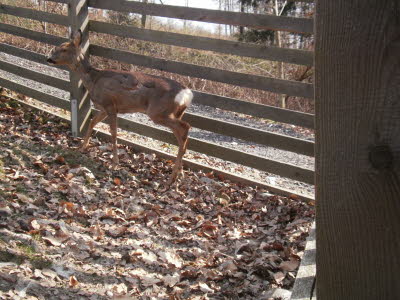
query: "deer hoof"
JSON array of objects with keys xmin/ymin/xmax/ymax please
[{"xmin": 110, "ymin": 153, "xmax": 119, "ymax": 169}]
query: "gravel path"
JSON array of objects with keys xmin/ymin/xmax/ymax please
[{"xmin": 0, "ymin": 51, "xmax": 315, "ymax": 197}]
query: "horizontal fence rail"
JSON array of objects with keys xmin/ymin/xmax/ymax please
[
  {"xmin": 91, "ymin": 44, "xmax": 314, "ymax": 98},
  {"xmin": 0, "ymin": 43, "xmax": 69, "ymax": 72},
  {"xmin": 182, "ymin": 113, "xmax": 314, "ymax": 157},
  {"xmin": 88, "ymin": 0, "xmax": 314, "ymax": 34},
  {"xmin": 0, "ymin": 77, "xmax": 70, "ymax": 110},
  {"xmin": 193, "ymin": 91, "xmax": 314, "ymax": 129},
  {"xmin": 0, "ymin": 0, "xmax": 316, "ymax": 193},
  {"xmin": 103, "ymin": 112, "xmax": 315, "ymax": 185},
  {"xmin": 90, "ymin": 20, "xmax": 314, "ymax": 66},
  {"xmin": 0, "ymin": 23, "xmax": 67, "ymax": 46},
  {"xmin": 0, "ymin": 60, "xmax": 70, "ymax": 91},
  {"xmin": 0, "ymin": 4, "xmax": 69, "ymax": 26}
]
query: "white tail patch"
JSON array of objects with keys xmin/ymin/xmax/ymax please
[{"xmin": 174, "ymin": 88, "xmax": 193, "ymax": 106}]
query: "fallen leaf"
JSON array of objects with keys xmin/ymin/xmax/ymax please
[
  {"xmin": 280, "ymin": 257, "xmax": 300, "ymax": 272},
  {"xmin": 273, "ymin": 271, "xmax": 285, "ymax": 284},
  {"xmin": 69, "ymin": 275, "xmax": 79, "ymax": 287},
  {"xmin": 113, "ymin": 177, "xmax": 122, "ymax": 185},
  {"xmin": 163, "ymin": 273, "xmax": 180, "ymax": 287},
  {"xmin": 199, "ymin": 282, "xmax": 214, "ymax": 293}
]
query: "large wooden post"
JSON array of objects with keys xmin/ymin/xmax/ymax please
[
  {"xmin": 68, "ymin": 0, "xmax": 91, "ymax": 137},
  {"xmin": 315, "ymin": 1, "xmax": 400, "ymax": 299}
]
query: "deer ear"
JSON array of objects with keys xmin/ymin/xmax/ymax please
[{"xmin": 72, "ymin": 29, "xmax": 82, "ymax": 47}]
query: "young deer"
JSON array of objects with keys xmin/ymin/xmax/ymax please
[{"xmin": 47, "ymin": 30, "xmax": 193, "ymax": 184}]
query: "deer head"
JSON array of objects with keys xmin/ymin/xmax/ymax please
[{"xmin": 47, "ymin": 30, "xmax": 82, "ymax": 66}]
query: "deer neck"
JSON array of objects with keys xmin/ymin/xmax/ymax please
[{"xmin": 69, "ymin": 53, "xmax": 98, "ymax": 93}]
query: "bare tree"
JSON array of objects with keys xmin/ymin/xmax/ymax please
[{"xmin": 141, "ymin": 0, "xmax": 148, "ymax": 28}]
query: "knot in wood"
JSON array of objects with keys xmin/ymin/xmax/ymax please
[{"xmin": 369, "ymin": 145, "xmax": 393, "ymax": 170}]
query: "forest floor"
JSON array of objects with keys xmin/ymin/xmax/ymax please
[{"xmin": 0, "ymin": 95, "xmax": 314, "ymax": 299}]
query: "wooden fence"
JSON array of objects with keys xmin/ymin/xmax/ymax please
[{"xmin": 0, "ymin": 0, "xmax": 314, "ymax": 200}]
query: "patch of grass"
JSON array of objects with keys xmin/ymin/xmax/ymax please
[
  {"xmin": 0, "ymin": 238, "xmax": 51, "ymax": 269},
  {"xmin": 2, "ymin": 136, "xmax": 106, "ymax": 179},
  {"xmin": 0, "ymin": 250, "xmax": 25, "ymax": 265},
  {"xmin": 53, "ymin": 191, "xmax": 68, "ymax": 202},
  {"xmin": 30, "ymin": 257, "xmax": 52, "ymax": 269},
  {"xmin": 31, "ymin": 233, "xmax": 42, "ymax": 242},
  {"xmin": 15, "ymin": 183, "xmax": 28, "ymax": 194},
  {"xmin": 0, "ymin": 158, "xmax": 4, "ymax": 180},
  {"xmin": 17, "ymin": 243, "xmax": 36, "ymax": 256},
  {"xmin": 6, "ymin": 98, "xmax": 21, "ymax": 109}
]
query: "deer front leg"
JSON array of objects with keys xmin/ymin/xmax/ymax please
[
  {"xmin": 80, "ymin": 110, "xmax": 107, "ymax": 151},
  {"xmin": 109, "ymin": 113, "xmax": 119, "ymax": 168}
]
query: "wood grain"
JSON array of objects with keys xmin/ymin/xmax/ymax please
[
  {"xmin": 68, "ymin": 0, "xmax": 91, "ymax": 137},
  {"xmin": 315, "ymin": 0, "xmax": 400, "ymax": 299}
]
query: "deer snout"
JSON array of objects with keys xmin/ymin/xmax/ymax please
[{"xmin": 47, "ymin": 58, "xmax": 56, "ymax": 65}]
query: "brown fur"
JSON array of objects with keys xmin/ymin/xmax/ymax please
[{"xmin": 47, "ymin": 31, "xmax": 192, "ymax": 185}]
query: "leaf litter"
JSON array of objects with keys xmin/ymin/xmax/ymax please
[{"xmin": 0, "ymin": 96, "xmax": 314, "ymax": 299}]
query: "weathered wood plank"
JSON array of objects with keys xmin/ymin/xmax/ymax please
[
  {"xmin": 69, "ymin": 0, "xmax": 91, "ymax": 137},
  {"xmin": 0, "ymin": 4, "xmax": 69, "ymax": 26},
  {"xmin": 96, "ymin": 112, "xmax": 315, "ymax": 184},
  {"xmin": 0, "ymin": 42, "xmax": 49, "ymax": 63},
  {"xmin": 89, "ymin": 20, "xmax": 313, "ymax": 66},
  {"xmin": 315, "ymin": 0, "xmax": 400, "ymax": 299},
  {"xmin": 182, "ymin": 112, "xmax": 314, "ymax": 157},
  {"xmin": 0, "ymin": 23, "xmax": 67, "ymax": 46},
  {"xmin": 0, "ymin": 60, "xmax": 70, "ymax": 91},
  {"xmin": 291, "ymin": 222, "xmax": 316, "ymax": 300},
  {"xmin": 193, "ymin": 91, "xmax": 314, "ymax": 129},
  {"xmin": 88, "ymin": 0, "xmax": 313, "ymax": 34},
  {"xmin": 0, "ymin": 77, "xmax": 69, "ymax": 110},
  {"xmin": 90, "ymin": 44, "xmax": 314, "ymax": 98}
]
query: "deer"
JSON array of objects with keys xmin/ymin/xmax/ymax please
[{"xmin": 47, "ymin": 30, "xmax": 193, "ymax": 185}]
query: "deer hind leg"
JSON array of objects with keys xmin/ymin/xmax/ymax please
[
  {"xmin": 150, "ymin": 115, "xmax": 190, "ymax": 184},
  {"xmin": 109, "ymin": 113, "xmax": 119, "ymax": 168},
  {"xmin": 171, "ymin": 119, "xmax": 190, "ymax": 182},
  {"xmin": 80, "ymin": 110, "xmax": 107, "ymax": 150}
]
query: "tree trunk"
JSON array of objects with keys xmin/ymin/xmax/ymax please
[
  {"xmin": 141, "ymin": 0, "xmax": 148, "ymax": 28},
  {"xmin": 275, "ymin": 0, "xmax": 285, "ymax": 108}
]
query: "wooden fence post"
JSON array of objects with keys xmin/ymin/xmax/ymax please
[
  {"xmin": 68, "ymin": 0, "xmax": 90, "ymax": 137},
  {"xmin": 315, "ymin": 0, "xmax": 400, "ymax": 299}
]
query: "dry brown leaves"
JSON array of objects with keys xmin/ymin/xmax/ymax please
[{"xmin": 0, "ymin": 96, "xmax": 315, "ymax": 299}]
